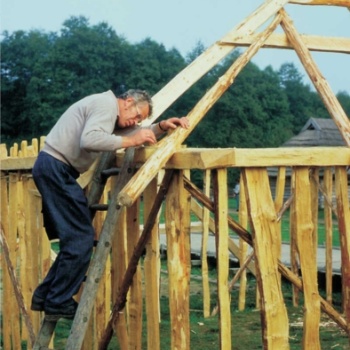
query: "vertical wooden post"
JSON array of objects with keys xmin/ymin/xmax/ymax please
[
  {"xmin": 290, "ymin": 171, "xmax": 300, "ymax": 307},
  {"xmin": 310, "ymin": 168, "xmax": 319, "ymax": 259},
  {"xmin": 165, "ymin": 170, "xmax": 191, "ymax": 350},
  {"xmin": 274, "ymin": 167, "xmax": 286, "ymax": 259},
  {"xmin": 111, "ymin": 202, "xmax": 129, "ymax": 349},
  {"xmin": 9, "ymin": 173, "xmax": 21, "ymax": 349},
  {"xmin": 238, "ymin": 176, "xmax": 249, "ymax": 311},
  {"xmin": 243, "ymin": 168, "xmax": 289, "ymax": 350},
  {"xmin": 334, "ymin": 166, "xmax": 350, "ymax": 338},
  {"xmin": 127, "ymin": 198, "xmax": 143, "ymax": 350},
  {"xmin": 1, "ymin": 174, "xmax": 11, "ymax": 349},
  {"xmin": 323, "ymin": 167, "xmax": 333, "ymax": 304},
  {"xmin": 212, "ymin": 169, "xmax": 232, "ymax": 350},
  {"xmin": 294, "ymin": 167, "xmax": 321, "ymax": 350},
  {"xmin": 25, "ymin": 176, "xmax": 42, "ymax": 332},
  {"xmin": 201, "ymin": 169, "xmax": 211, "ymax": 318},
  {"xmin": 144, "ymin": 176, "xmax": 161, "ymax": 350}
]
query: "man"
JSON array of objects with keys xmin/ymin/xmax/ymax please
[{"xmin": 31, "ymin": 89, "xmax": 189, "ymax": 320}]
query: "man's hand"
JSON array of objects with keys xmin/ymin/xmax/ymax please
[
  {"xmin": 159, "ymin": 117, "xmax": 190, "ymax": 131},
  {"xmin": 122, "ymin": 129, "xmax": 157, "ymax": 148}
]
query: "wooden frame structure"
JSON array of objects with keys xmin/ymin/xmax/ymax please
[{"xmin": 1, "ymin": 0, "xmax": 350, "ymax": 349}]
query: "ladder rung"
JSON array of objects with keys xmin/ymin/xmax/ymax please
[
  {"xmin": 101, "ymin": 167, "xmax": 120, "ymax": 182},
  {"xmin": 89, "ymin": 203, "xmax": 109, "ymax": 211}
]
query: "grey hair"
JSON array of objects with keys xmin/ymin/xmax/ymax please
[{"xmin": 118, "ymin": 89, "xmax": 153, "ymax": 117}]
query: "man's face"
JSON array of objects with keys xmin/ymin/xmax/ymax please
[{"xmin": 117, "ymin": 97, "xmax": 150, "ymax": 128}]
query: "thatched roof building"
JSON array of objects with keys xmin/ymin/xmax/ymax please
[{"xmin": 282, "ymin": 117, "xmax": 346, "ymax": 147}]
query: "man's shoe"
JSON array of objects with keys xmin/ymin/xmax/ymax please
[
  {"xmin": 44, "ymin": 300, "xmax": 78, "ymax": 321},
  {"xmin": 31, "ymin": 294, "xmax": 45, "ymax": 311}
]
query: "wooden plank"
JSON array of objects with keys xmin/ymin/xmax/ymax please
[
  {"xmin": 26, "ymin": 176, "xmax": 42, "ymax": 332},
  {"xmin": 143, "ymin": 177, "xmax": 161, "ymax": 350},
  {"xmin": 121, "ymin": 147, "xmax": 350, "ymax": 170},
  {"xmin": 127, "ymin": 199, "xmax": 143, "ymax": 350},
  {"xmin": 294, "ymin": 167, "xmax": 321, "ymax": 349},
  {"xmin": 323, "ymin": 168, "xmax": 333, "ymax": 303},
  {"xmin": 201, "ymin": 170, "xmax": 211, "ymax": 318},
  {"xmin": 165, "ymin": 171, "xmax": 191, "ymax": 350},
  {"xmin": 144, "ymin": 0, "xmax": 289, "ymax": 123},
  {"xmin": 310, "ymin": 168, "xmax": 319, "ymax": 259},
  {"xmin": 334, "ymin": 166, "xmax": 350, "ymax": 337},
  {"xmin": 17, "ymin": 175, "xmax": 28, "ymax": 342},
  {"xmin": 221, "ymin": 33, "xmax": 350, "ymax": 54},
  {"xmin": 212, "ymin": 169, "xmax": 231, "ymax": 350},
  {"xmin": 10, "ymin": 143, "xmax": 18, "ymax": 157},
  {"xmin": 3, "ymin": 146, "xmax": 350, "ymax": 173},
  {"xmin": 238, "ymin": 177, "xmax": 250, "ymax": 311},
  {"xmin": 118, "ymin": 13, "xmax": 283, "ymax": 207},
  {"xmin": 169, "ymin": 147, "xmax": 350, "ymax": 168},
  {"xmin": 112, "ymin": 205, "xmax": 129, "ymax": 349},
  {"xmin": 243, "ymin": 168, "xmax": 289, "ymax": 349},
  {"xmin": 0, "ymin": 143, "xmax": 8, "ymax": 158},
  {"xmin": 290, "ymin": 0, "xmax": 350, "ymax": 6},
  {"xmin": 8, "ymin": 173, "xmax": 21, "ymax": 349},
  {"xmin": 0, "ymin": 156, "xmax": 36, "ymax": 170},
  {"xmin": 273, "ymin": 167, "xmax": 286, "ymax": 280},
  {"xmin": 290, "ymin": 171, "xmax": 300, "ymax": 307},
  {"xmin": 280, "ymin": 9, "xmax": 350, "ymax": 146}
]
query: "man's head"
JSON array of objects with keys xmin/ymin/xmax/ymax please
[{"xmin": 117, "ymin": 89, "xmax": 153, "ymax": 128}]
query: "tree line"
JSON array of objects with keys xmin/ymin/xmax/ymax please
[{"xmin": 2, "ymin": 16, "xmax": 350, "ymax": 156}]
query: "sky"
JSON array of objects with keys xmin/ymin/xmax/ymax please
[{"xmin": 1, "ymin": 0, "xmax": 349, "ymax": 94}]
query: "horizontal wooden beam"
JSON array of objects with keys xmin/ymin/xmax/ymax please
[
  {"xmin": 220, "ymin": 33, "xmax": 350, "ymax": 54},
  {"xmin": 0, "ymin": 156, "xmax": 36, "ymax": 171},
  {"xmin": 289, "ymin": 0, "xmax": 350, "ymax": 6},
  {"xmin": 2, "ymin": 147, "xmax": 350, "ymax": 172},
  {"xmin": 117, "ymin": 147, "xmax": 350, "ymax": 169}
]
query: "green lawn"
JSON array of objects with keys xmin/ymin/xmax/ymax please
[{"xmin": 46, "ymin": 268, "xmax": 348, "ymax": 350}]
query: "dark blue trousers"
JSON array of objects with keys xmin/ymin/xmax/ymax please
[{"xmin": 32, "ymin": 152, "xmax": 95, "ymax": 307}]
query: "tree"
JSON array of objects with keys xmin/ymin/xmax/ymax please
[
  {"xmin": 1, "ymin": 29, "xmax": 56, "ymax": 142},
  {"xmin": 278, "ymin": 62, "xmax": 316, "ymax": 133},
  {"xmin": 124, "ymin": 38, "xmax": 186, "ymax": 95}
]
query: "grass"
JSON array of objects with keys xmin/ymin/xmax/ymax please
[
  {"xmin": 45, "ymin": 267, "xmax": 349, "ymax": 349},
  {"xmin": 2, "ymin": 261, "xmax": 348, "ymax": 349}
]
